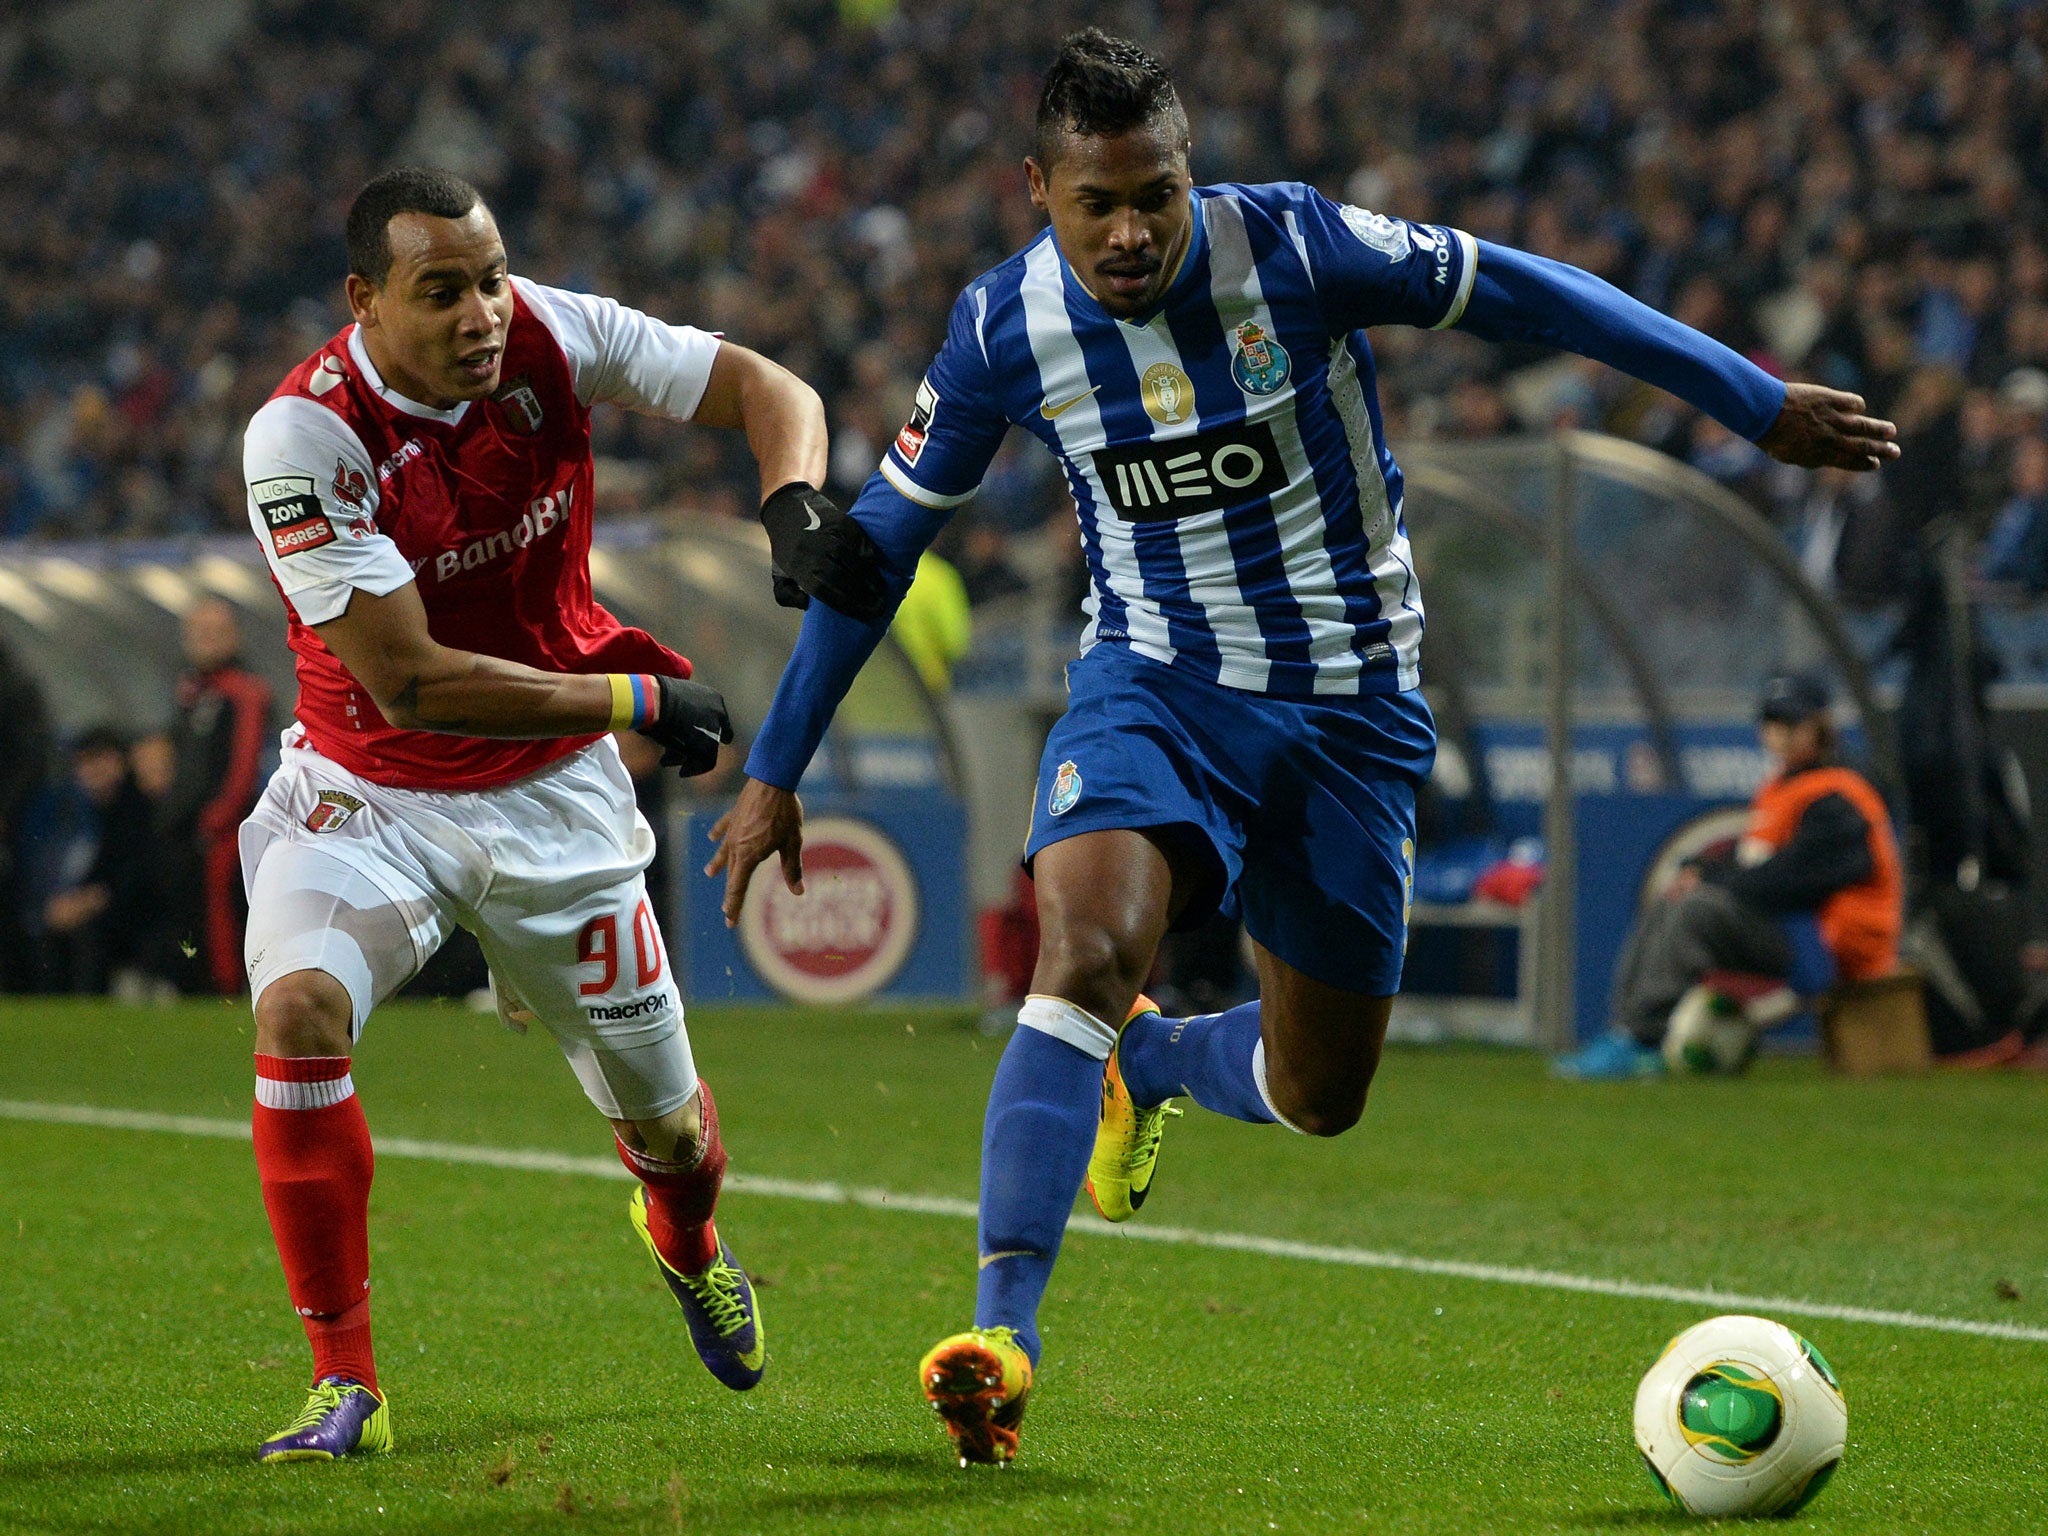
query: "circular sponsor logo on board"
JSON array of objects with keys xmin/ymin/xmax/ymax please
[{"xmin": 738, "ymin": 816, "xmax": 920, "ymax": 1003}]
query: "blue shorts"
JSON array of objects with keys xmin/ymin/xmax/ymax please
[{"xmin": 1024, "ymin": 643, "xmax": 1436, "ymax": 996}]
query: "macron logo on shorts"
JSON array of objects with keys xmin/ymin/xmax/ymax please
[{"xmin": 585, "ymin": 991, "xmax": 670, "ymax": 1022}]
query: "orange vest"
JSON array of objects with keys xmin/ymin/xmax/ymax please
[{"xmin": 1746, "ymin": 766, "xmax": 1902, "ymax": 982}]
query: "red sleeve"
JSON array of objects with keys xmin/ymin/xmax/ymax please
[{"xmin": 199, "ymin": 669, "xmax": 274, "ymax": 838}]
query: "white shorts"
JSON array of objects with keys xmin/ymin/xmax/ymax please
[{"xmin": 240, "ymin": 726, "xmax": 696, "ymax": 1121}]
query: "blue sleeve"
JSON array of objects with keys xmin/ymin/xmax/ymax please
[
  {"xmin": 876, "ymin": 285, "xmax": 1011, "ymax": 510},
  {"xmin": 743, "ymin": 472, "xmax": 954, "ymax": 789},
  {"xmin": 1289, "ymin": 186, "xmax": 1480, "ymax": 334},
  {"xmin": 1458, "ymin": 241, "xmax": 1788, "ymax": 442},
  {"xmin": 745, "ymin": 284, "xmax": 1010, "ymax": 789}
]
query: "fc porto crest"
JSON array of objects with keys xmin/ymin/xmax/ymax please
[
  {"xmin": 493, "ymin": 374, "xmax": 544, "ymax": 434},
  {"xmin": 1048, "ymin": 759, "xmax": 1083, "ymax": 817},
  {"xmin": 305, "ymin": 788, "xmax": 365, "ymax": 834},
  {"xmin": 1230, "ymin": 320, "xmax": 1291, "ymax": 396}
]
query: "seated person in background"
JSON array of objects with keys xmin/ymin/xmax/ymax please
[
  {"xmin": 1556, "ymin": 674, "xmax": 1903, "ymax": 1079},
  {"xmin": 31, "ymin": 726, "xmax": 157, "ymax": 995}
]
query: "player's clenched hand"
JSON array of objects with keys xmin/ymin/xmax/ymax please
[
  {"xmin": 639, "ymin": 675, "xmax": 733, "ymax": 778},
  {"xmin": 759, "ymin": 481, "xmax": 891, "ymax": 623},
  {"xmin": 705, "ymin": 777, "xmax": 805, "ymax": 928},
  {"xmin": 1757, "ymin": 383, "xmax": 1901, "ymax": 472}
]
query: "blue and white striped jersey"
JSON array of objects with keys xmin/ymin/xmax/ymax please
[{"xmin": 878, "ymin": 181, "xmax": 1477, "ymax": 697}]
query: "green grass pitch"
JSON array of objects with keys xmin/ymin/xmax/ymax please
[{"xmin": 2, "ymin": 998, "xmax": 2045, "ymax": 1534}]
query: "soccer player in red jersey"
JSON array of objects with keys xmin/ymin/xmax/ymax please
[{"xmin": 237, "ymin": 167, "xmax": 881, "ymax": 1462}]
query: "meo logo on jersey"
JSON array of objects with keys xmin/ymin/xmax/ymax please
[
  {"xmin": 895, "ymin": 377, "xmax": 939, "ymax": 465},
  {"xmin": 1092, "ymin": 420, "xmax": 1288, "ymax": 520},
  {"xmin": 250, "ymin": 474, "xmax": 336, "ymax": 557}
]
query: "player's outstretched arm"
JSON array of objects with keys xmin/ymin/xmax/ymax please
[
  {"xmin": 703, "ymin": 469, "xmax": 956, "ymax": 923},
  {"xmin": 312, "ymin": 582, "xmax": 731, "ymax": 773},
  {"xmin": 1755, "ymin": 382, "xmax": 1900, "ymax": 472},
  {"xmin": 1457, "ymin": 242, "xmax": 1899, "ymax": 471},
  {"xmin": 521, "ymin": 279, "xmax": 889, "ymax": 620},
  {"xmin": 691, "ymin": 342, "xmax": 829, "ymax": 502},
  {"xmin": 693, "ymin": 343, "xmax": 890, "ymax": 622},
  {"xmin": 704, "ymin": 778, "xmax": 806, "ymax": 927}
]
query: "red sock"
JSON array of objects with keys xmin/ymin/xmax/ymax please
[
  {"xmin": 617, "ymin": 1077, "xmax": 727, "ymax": 1275},
  {"xmin": 253, "ymin": 1053, "xmax": 378, "ymax": 1392}
]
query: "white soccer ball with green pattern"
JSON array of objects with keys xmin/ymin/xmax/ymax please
[
  {"xmin": 1662, "ymin": 985, "xmax": 1758, "ymax": 1074},
  {"xmin": 1633, "ymin": 1314, "xmax": 1846, "ymax": 1518}
]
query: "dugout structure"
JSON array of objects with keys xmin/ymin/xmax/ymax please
[{"xmin": 0, "ymin": 516, "xmax": 972, "ymax": 1005}]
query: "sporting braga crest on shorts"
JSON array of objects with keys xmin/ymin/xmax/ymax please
[
  {"xmin": 1049, "ymin": 760, "xmax": 1083, "ymax": 816},
  {"xmin": 305, "ymin": 789, "xmax": 364, "ymax": 833}
]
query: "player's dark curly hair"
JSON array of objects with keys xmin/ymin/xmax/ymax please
[
  {"xmin": 1034, "ymin": 28, "xmax": 1188, "ymax": 167},
  {"xmin": 346, "ymin": 167, "xmax": 484, "ymax": 285}
]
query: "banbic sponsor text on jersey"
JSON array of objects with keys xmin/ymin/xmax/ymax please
[{"xmin": 874, "ymin": 181, "xmax": 1481, "ymax": 700}]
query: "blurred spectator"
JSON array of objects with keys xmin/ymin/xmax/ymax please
[
  {"xmin": 0, "ymin": 644, "xmax": 51, "ymax": 990},
  {"xmin": 890, "ymin": 550, "xmax": 972, "ymax": 693},
  {"xmin": 1978, "ymin": 437, "xmax": 2048, "ymax": 596},
  {"xmin": 152, "ymin": 598, "xmax": 273, "ymax": 994},
  {"xmin": 0, "ymin": 0, "xmax": 2045, "ymax": 603},
  {"xmin": 947, "ymin": 520, "xmax": 1030, "ymax": 608},
  {"xmin": 26, "ymin": 727, "xmax": 156, "ymax": 995},
  {"xmin": 1556, "ymin": 675, "xmax": 1902, "ymax": 1080}
]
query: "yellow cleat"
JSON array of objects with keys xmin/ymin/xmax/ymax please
[
  {"xmin": 1085, "ymin": 994, "xmax": 1182, "ymax": 1223},
  {"xmin": 918, "ymin": 1327, "xmax": 1033, "ymax": 1466}
]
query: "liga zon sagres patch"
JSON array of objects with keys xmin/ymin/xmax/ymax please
[{"xmin": 251, "ymin": 474, "xmax": 336, "ymax": 558}]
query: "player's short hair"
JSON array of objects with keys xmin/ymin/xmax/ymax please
[
  {"xmin": 346, "ymin": 167, "xmax": 485, "ymax": 285},
  {"xmin": 1034, "ymin": 28, "xmax": 1188, "ymax": 169}
]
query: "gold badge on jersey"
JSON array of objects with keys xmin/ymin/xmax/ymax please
[
  {"xmin": 493, "ymin": 374, "xmax": 544, "ymax": 434},
  {"xmin": 1140, "ymin": 362, "xmax": 1194, "ymax": 426}
]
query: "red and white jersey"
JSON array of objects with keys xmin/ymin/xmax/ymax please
[{"xmin": 243, "ymin": 277, "xmax": 720, "ymax": 791}]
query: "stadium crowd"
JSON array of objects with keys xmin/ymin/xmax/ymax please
[
  {"xmin": 1, "ymin": 0, "xmax": 2045, "ymax": 605},
  {"xmin": 4, "ymin": 0, "xmax": 2048, "ymax": 1024}
]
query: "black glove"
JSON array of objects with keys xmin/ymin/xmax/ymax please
[
  {"xmin": 759, "ymin": 481, "xmax": 890, "ymax": 623},
  {"xmin": 637, "ymin": 674, "xmax": 733, "ymax": 779}
]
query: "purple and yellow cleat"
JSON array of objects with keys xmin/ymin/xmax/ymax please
[
  {"xmin": 257, "ymin": 1378, "xmax": 392, "ymax": 1463},
  {"xmin": 629, "ymin": 1186, "xmax": 766, "ymax": 1391}
]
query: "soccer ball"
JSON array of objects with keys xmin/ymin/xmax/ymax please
[
  {"xmin": 1634, "ymin": 1315, "xmax": 1846, "ymax": 1518},
  {"xmin": 1662, "ymin": 985, "xmax": 1758, "ymax": 1075}
]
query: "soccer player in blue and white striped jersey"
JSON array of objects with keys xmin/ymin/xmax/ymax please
[{"xmin": 711, "ymin": 29, "xmax": 1898, "ymax": 1465}]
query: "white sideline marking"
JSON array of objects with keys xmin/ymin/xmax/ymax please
[{"xmin": 7, "ymin": 1097, "xmax": 2047, "ymax": 1345}]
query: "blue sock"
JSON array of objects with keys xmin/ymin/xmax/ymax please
[
  {"xmin": 1118, "ymin": 1000, "xmax": 1277, "ymax": 1124},
  {"xmin": 974, "ymin": 1013, "xmax": 1105, "ymax": 1366}
]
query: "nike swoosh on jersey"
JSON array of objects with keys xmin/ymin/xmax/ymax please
[
  {"xmin": 1039, "ymin": 385, "xmax": 1103, "ymax": 419},
  {"xmin": 804, "ymin": 505, "xmax": 822, "ymax": 531}
]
